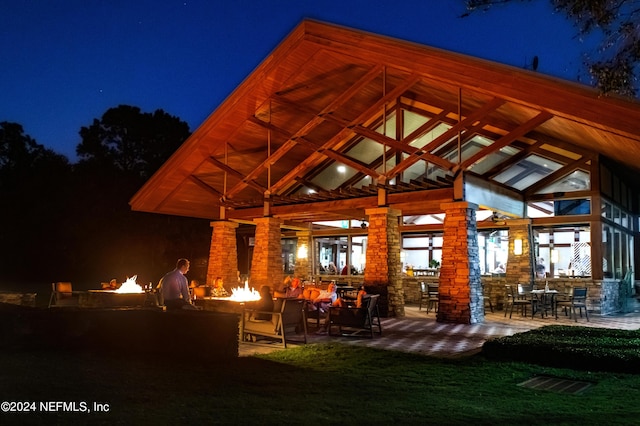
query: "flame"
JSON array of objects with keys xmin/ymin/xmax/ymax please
[
  {"xmin": 114, "ymin": 275, "xmax": 144, "ymax": 293},
  {"xmin": 229, "ymin": 282, "xmax": 260, "ymax": 302}
]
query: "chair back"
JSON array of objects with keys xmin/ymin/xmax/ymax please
[
  {"xmin": 55, "ymin": 282, "xmax": 73, "ymax": 294},
  {"xmin": 365, "ymin": 294, "xmax": 379, "ymax": 317},
  {"xmin": 427, "ymin": 284, "xmax": 439, "ymax": 294},
  {"xmin": 505, "ymin": 284, "xmax": 515, "ymax": 298},
  {"xmin": 193, "ymin": 286, "xmax": 209, "ymax": 298},
  {"xmin": 572, "ymin": 287, "xmax": 588, "ymax": 301},
  {"xmin": 280, "ymin": 298, "xmax": 305, "ymax": 330}
]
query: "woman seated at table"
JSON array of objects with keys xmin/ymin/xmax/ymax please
[{"xmin": 211, "ymin": 277, "xmax": 229, "ymax": 297}]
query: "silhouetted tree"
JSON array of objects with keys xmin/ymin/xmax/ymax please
[
  {"xmin": 0, "ymin": 122, "xmax": 73, "ymax": 282},
  {"xmin": 463, "ymin": 0, "xmax": 640, "ymax": 97},
  {"xmin": 76, "ymin": 104, "xmax": 190, "ymax": 180},
  {"xmin": 71, "ymin": 106, "xmax": 210, "ymax": 285}
]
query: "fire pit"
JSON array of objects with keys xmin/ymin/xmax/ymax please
[
  {"xmin": 83, "ymin": 276, "xmax": 152, "ymax": 308},
  {"xmin": 194, "ymin": 282, "xmax": 260, "ymax": 313}
]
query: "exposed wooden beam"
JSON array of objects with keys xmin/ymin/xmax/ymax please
[
  {"xmin": 189, "ymin": 175, "xmax": 223, "ymax": 198},
  {"xmin": 317, "ymin": 147, "xmax": 384, "ymax": 180},
  {"xmin": 524, "ymin": 157, "xmax": 592, "ymax": 197},
  {"xmin": 457, "ymin": 110, "xmax": 554, "ymax": 171},
  {"xmin": 386, "ymin": 97, "xmax": 506, "ymax": 179},
  {"xmin": 207, "ymin": 157, "xmax": 266, "ymax": 194},
  {"xmin": 269, "ymin": 74, "xmax": 422, "ymax": 195}
]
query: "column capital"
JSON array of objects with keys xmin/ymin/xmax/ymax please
[
  {"xmin": 253, "ymin": 217, "xmax": 281, "ymax": 225},
  {"xmin": 209, "ymin": 220, "xmax": 239, "ymax": 229},
  {"xmin": 365, "ymin": 207, "xmax": 402, "ymax": 217},
  {"xmin": 440, "ymin": 201, "xmax": 478, "ymax": 211},
  {"xmin": 506, "ymin": 219, "xmax": 532, "ymax": 227}
]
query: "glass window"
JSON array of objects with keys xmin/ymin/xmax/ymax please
[
  {"xmin": 554, "ymin": 198, "xmax": 591, "ymax": 216},
  {"xmin": 493, "ymin": 154, "xmax": 563, "ymax": 191},
  {"xmin": 281, "ymin": 238, "xmax": 297, "ymax": 275},
  {"xmin": 468, "ymin": 145, "xmax": 520, "ymax": 175},
  {"xmin": 536, "ymin": 169, "xmax": 590, "ymax": 193}
]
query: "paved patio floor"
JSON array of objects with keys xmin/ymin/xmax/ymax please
[{"xmin": 239, "ymin": 302, "xmax": 640, "ymax": 357}]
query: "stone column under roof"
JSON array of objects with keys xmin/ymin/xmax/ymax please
[
  {"xmin": 364, "ymin": 207, "xmax": 404, "ymax": 317},
  {"xmin": 294, "ymin": 230, "xmax": 312, "ymax": 280},
  {"xmin": 207, "ymin": 221, "xmax": 239, "ymax": 290},
  {"xmin": 250, "ymin": 217, "xmax": 283, "ymax": 291},
  {"xmin": 506, "ymin": 219, "xmax": 534, "ymax": 286},
  {"xmin": 438, "ymin": 202, "xmax": 483, "ymax": 324}
]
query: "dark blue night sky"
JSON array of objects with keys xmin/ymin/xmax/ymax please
[{"xmin": 1, "ymin": 0, "xmax": 595, "ymax": 161}]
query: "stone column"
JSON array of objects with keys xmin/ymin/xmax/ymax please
[
  {"xmin": 294, "ymin": 230, "xmax": 312, "ymax": 280},
  {"xmin": 250, "ymin": 217, "xmax": 283, "ymax": 291},
  {"xmin": 207, "ymin": 221, "xmax": 239, "ymax": 290},
  {"xmin": 364, "ymin": 207, "xmax": 404, "ymax": 317},
  {"xmin": 438, "ymin": 202, "xmax": 483, "ymax": 324},
  {"xmin": 506, "ymin": 219, "xmax": 534, "ymax": 285}
]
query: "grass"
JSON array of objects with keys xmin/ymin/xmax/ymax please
[{"xmin": 2, "ymin": 340, "xmax": 640, "ymax": 425}]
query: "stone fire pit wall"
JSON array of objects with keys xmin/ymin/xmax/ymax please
[{"xmin": 0, "ymin": 305, "xmax": 239, "ymax": 359}]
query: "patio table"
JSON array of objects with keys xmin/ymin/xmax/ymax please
[{"xmin": 531, "ymin": 289, "xmax": 558, "ymax": 318}]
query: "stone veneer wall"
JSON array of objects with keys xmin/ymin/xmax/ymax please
[
  {"xmin": 403, "ymin": 276, "xmax": 634, "ymax": 316},
  {"xmin": 505, "ymin": 220, "xmax": 534, "ymax": 285},
  {"xmin": 207, "ymin": 221, "xmax": 239, "ymax": 289},
  {"xmin": 251, "ymin": 217, "xmax": 283, "ymax": 291},
  {"xmin": 294, "ymin": 230, "xmax": 312, "ymax": 279},
  {"xmin": 438, "ymin": 202, "xmax": 483, "ymax": 324},
  {"xmin": 364, "ymin": 207, "xmax": 404, "ymax": 317},
  {"xmin": 0, "ymin": 292, "xmax": 36, "ymax": 307}
]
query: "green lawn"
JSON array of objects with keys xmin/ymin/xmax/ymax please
[{"xmin": 1, "ymin": 341, "xmax": 640, "ymax": 425}]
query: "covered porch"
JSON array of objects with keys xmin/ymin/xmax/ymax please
[{"xmin": 130, "ymin": 20, "xmax": 640, "ymax": 324}]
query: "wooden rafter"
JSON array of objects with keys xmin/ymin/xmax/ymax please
[
  {"xmin": 224, "ymin": 65, "xmax": 385, "ymax": 199},
  {"xmin": 189, "ymin": 175, "xmax": 223, "ymax": 198},
  {"xmin": 269, "ymin": 73, "xmax": 422, "ymax": 195},
  {"xmin": 207, "ymin": 157, "xmax": 266, "ymax": 194},
  {"xmin": 385, "ymin": 97, "xmax": 506, "ymax": 179},
  {"xmin": 317, "ymin": 147, "xmax": 383, "ymax": 179},
  {"xmin": 457, "ymin": 111, "xmax": 554, "ymax": 172},
  {"xmin": 524, "ymin": 157, "xmax": 592, "ymax": 196}
]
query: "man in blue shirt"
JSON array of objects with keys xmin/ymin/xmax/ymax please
[{"xmin": 160, "ymin": 258, "xmax": 193, "ymax": 310}]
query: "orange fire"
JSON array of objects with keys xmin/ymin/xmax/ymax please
[
  {"xmin": 114, "ymin": 275, "xmax": 144, "ymax": 293},
  {"xmin": 229, "ymin": 281, "xmax": 260, "ymax": 302}
]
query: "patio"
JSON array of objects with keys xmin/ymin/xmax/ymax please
[{"xmin": 239, "ymin": 303, "xmax": 640, "ymax": 357}]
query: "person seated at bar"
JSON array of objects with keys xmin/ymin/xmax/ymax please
[{"xmin": 211, "ymin": 276, "xmax": 229, "ymax": 297}]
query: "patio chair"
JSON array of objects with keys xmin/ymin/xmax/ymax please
[
  {"xmin": 504, "ymin": 284, "xmax": 532, "ymax": 318},
  {"xmin": 418, "ymin": 282, "xmax": 429, "ymax": 311},
  {"xmin": 425, "ymin": 284, "xmax": 439, "ymax": 314},
  {"xmin": 48, "ymin": 282, "xmax": 82, "ymax": 308},
  {"xmin": 556, "ymin": 287, "xmax": 589, "ymax": 322},
  {"xmin": 241, "ymin": 298, "xmax": 307, "ymax": 348},
  {"xmin": 327, "ymin": 294, "xmax": 382, "ymax": 338},
  {"xmin": 482, "ymin": 283, "xmax": 494, "ymax": 313}
]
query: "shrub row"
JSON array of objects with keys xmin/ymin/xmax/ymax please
[{"xmin": 481, "ymin": 325, "xmax": 640, "ymax": 373}]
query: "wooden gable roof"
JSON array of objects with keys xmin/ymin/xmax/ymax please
[{"xmin": 130, "ymin": 19, "xmax": 640, "ymax": 223}]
